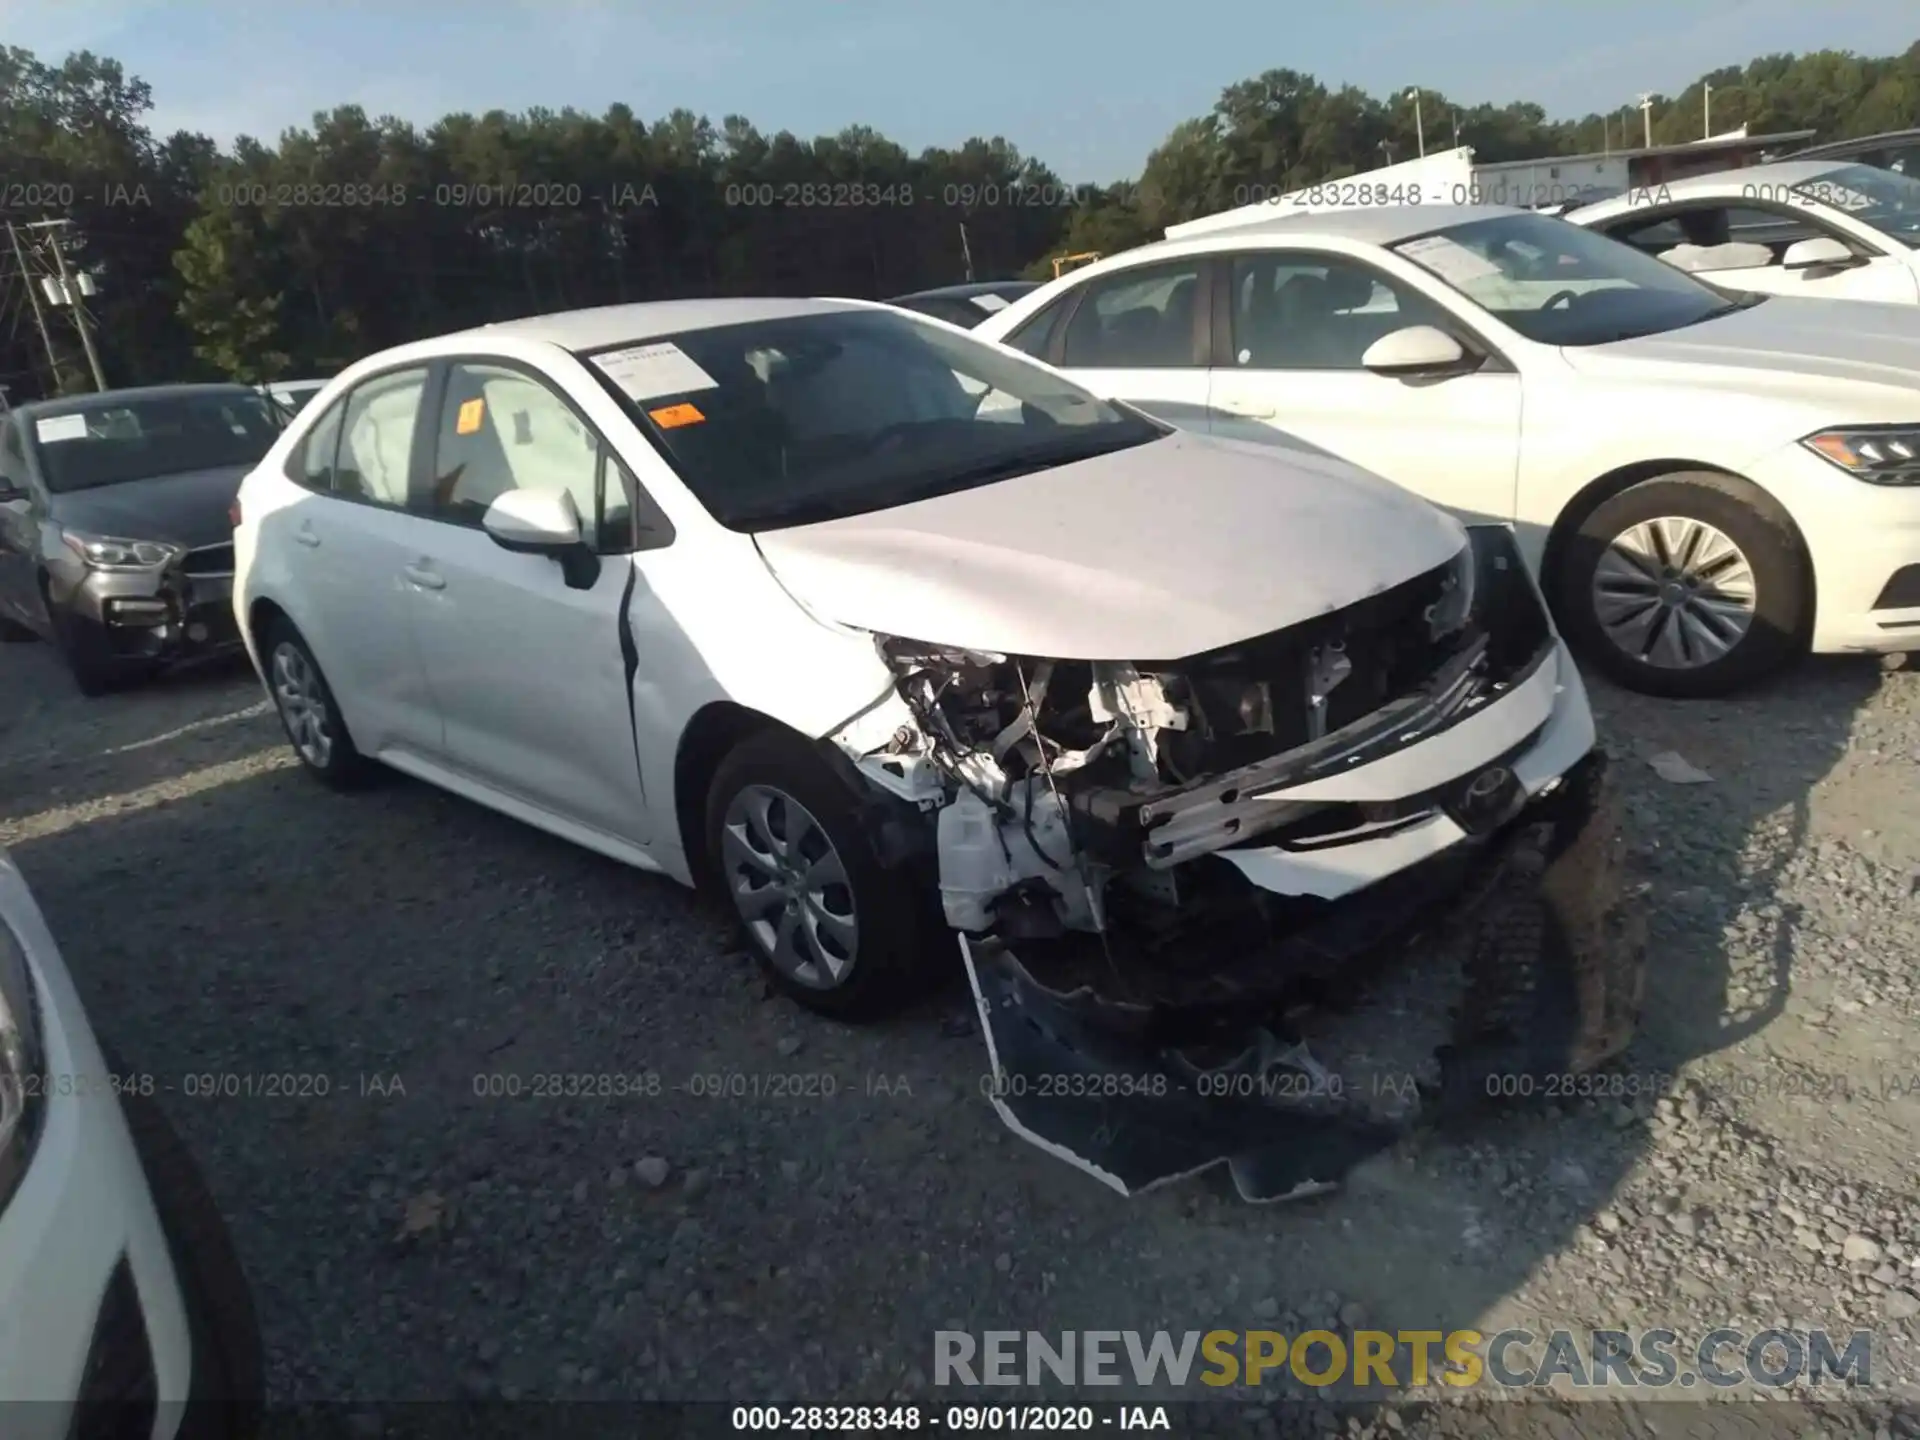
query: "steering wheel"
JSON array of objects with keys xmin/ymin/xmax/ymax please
[{"xmin": 1542, "ymin": 289, "xmax": 1580, "ymax": 310}]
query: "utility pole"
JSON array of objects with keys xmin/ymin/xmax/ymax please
[
  {"xmin": 1703, "ymin": 83, "xmax": 1713, "ymax": 138},
  {"xmin": 1405, "ymin": 88, "xmax": 1426, "ymax": 158},
  {"xmin": 1637, "ymin": 93, "xmax": 1655, "ymax": 149},
  {"xmin": 29, "ymin": 219, "xmax": 105, "ymax": 391},
  {"xmin": 6, "ymin": 221, "xmax": 59, "ymax": 388}
]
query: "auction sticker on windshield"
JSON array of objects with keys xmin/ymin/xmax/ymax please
[
  {"xmin": 1398, "ymin": 234, "xmax": 1504, "ymax": 286},
  {"xmin": 592, "ymin": 342, "xmax": 718, "ymax": 402},
  {"xmin": 33, "ymin": 414, "xmax": 87, "ymax": 444}
]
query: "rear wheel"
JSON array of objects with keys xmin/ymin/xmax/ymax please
[
  {"xmin": 1554, "ymin": 471, "xmax": 1808, "ymax": 699},
  {"xmin": 704, "ymin": 728, "xmax": 930, "ymax": 1020},
  {"xmin": 262, "ymin": 619, "xmax": 375, "ymax": 788}
]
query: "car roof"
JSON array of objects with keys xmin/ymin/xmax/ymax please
[
  {"xmin": 1162, "ymin": 203, "xmax": 1522, "ymax": 253},
  {"xmin": 890, "ymin": 280, "xmax": 1039, "ymax": 302},
  {"xmin": 1563, "ymin": 158, "xmax": 1875, "ymax": 221},
  {"xmin": 1789, "ymin": 128, "xmax": 1920, "ymax": 159},
  {"xmin": 10, "ymin": 383, "xmax": 262, "ymax": 418},
  {"xmin": 450, "ymin": 296, "xmax": 871, "ymax": 351}
]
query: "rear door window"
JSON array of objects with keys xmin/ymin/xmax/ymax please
[{"xmin": 1059, "ymin": 261, "xmax": 1206, "ymax": 368}]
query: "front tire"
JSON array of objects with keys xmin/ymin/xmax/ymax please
[
  {"xmin": 1554, "ymin": 471, "xmax": 1808, "ymax": 699},
  {"xmin": 49, "ymin": 602, "xmax": 146, "ymax": 698},
  {"xmin": 704, "ymin": 728, "xmax": 928, "ymax": 1021},
  {"xmin": 261, "ymin": 620, "xmax": 375, "ymax": 788}
]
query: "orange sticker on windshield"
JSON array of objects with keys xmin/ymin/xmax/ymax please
[
  {"xmin": 455, "ymin": 398, "xmax": 485, "ymax": 435},
  {"xmin": 648, "ymin": 402, "xmax": 705, "ymax": 429}
]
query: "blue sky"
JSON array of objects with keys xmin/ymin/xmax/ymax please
[{"xmin": 3, "ymin": 0, "xmax": 1914, "ymax": 181}]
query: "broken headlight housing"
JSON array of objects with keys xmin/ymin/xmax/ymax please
[
  {"xmin": 1802, "ymin": 426, "xmax": 1920, "ymax": 485},
  {"xmin": 0, "ymin": 916, "xmax": 44, "ymax": 1214},
  {"xmin": 875, "ymin": 635, "xmax": 1006, "ymax": 673}
]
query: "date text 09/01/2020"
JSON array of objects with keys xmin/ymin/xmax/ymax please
[{"xmin": 730, "ymin": 1404, "xmax": 1171, "ymax": 1431}]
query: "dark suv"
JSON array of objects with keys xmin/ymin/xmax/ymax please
[
  {"xmin": 888, "ymin": 280, "xmax": 1043, "ymax": 329},
  {"xmin": 0, "ymin": 384, "xmax": 283, "ymax": 695}
]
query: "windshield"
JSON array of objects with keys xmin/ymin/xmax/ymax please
[
  {"xmin": 30, "ymin": 391, "xmax": 283, "ymax": 494},
  {"xmin": 1796, "ymin": 162, "xmax": 1920, "ymax": 247},
  {"xmin": 1390, "ymin": 211, "xmax": 1742, "ymax": 346},
  {"xmin": 581, "ymin": 308, "xmax": 1162, "ymax": 530}
]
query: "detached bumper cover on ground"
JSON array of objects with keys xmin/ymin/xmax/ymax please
[{"xmin": 961, "ymin": 749, "xmax": 1645, "ymax": 1202}]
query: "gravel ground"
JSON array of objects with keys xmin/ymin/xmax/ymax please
[{"xmin": 5, "ymin": 638, "xmax": 1920, "ymax": 1436}]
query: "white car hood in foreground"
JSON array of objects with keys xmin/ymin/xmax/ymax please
[
  {"xmin": 1564, "ymin": 295, "xmax": 1920, "ymax": 406},
  {"xmin": 752, "ymin": 431, "xmax": 1467, "ymax": 659}
]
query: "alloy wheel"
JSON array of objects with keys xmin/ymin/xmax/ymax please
[
  {"xmin": 720, "ymin": 783, "xmax": 859, "ymax": 989},
  {"xmin": 270, "ymin": 642, "xmax": 335, "ymax": 768},
  {"xmin": 1590, "ymin": 515, "xmax": 1757, "ymax": 670}
]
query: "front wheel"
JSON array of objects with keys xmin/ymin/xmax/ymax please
[
  {"xmin": 704, "ymin": 728, "xmax": 930, "ymax": 1020},
  {"xmin": 1554, "ymin": 471, "xmax": 1809, "ymax": 699},
  {"xmin": 49, "ymin": 602, "xmax": 148, "ymax": 697}
]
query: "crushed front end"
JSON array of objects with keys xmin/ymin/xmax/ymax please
[{"xmin": 851, "ymin": 525, "xmax": 1645, "ymax": 1200}]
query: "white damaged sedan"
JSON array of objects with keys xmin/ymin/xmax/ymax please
[{"xmin": 232, "ymin": 298, "xmax": 1643, "ymax": 1198}]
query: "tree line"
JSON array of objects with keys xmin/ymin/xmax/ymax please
[{"xmin": 0, "ymin": 39, "xmax": 1914, "ymax": 397}]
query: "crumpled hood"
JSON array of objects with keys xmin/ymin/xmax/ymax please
[
  {"xmin": 1563, "ymin": 296, "xmax": 1920, "ymax": 414},
  {"xmin": 751, "ymin": 431, "xmax": 1467, "ymax": 660},
  {"xmin": 47, "ymin": 465, "xmax": 248, "ymax": 550}
]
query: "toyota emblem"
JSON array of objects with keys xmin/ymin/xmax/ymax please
[{"xmin": 1465, "ymin": 766, "xmax": 1511, "ymax": 804}]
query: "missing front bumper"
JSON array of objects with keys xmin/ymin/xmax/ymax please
[{"xmin": 959, "ymin": 749, "xmax": 1644, "ymax": 1202}]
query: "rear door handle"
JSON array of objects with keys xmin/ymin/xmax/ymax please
[
  {"xmin": 1218, "ymin": 398, "xmax": 1276, "ymax": 418},
  {"xmin": 294, "ymin": 525, "xmax": 321, "ymax": 548},
  {"xmin": 403, "ymin": 563, "xmax": 445, "ymax": 591}
]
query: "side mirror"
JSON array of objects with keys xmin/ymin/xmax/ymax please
[
  {"xmin": 1361, "ymin": 325, "xmax": 1472, "ymax": 376},
  {"xmin": 482, "ymin": 488, "xmax": 600, "ymax": 590},
  {"xmin": 1783, "ymin": 236, "xmax": 1856, "ymax": 270}
]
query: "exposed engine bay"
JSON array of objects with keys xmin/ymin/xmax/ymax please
[{"xmin": 847, "ymin": 525, "xmax": 1646, "ymax": 1201}]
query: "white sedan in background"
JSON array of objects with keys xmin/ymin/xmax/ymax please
[
  {"xmin": 0, "ymin": 846, "xmax": 260, "ymax": 1438},
  {"xmin": 976, "ymin": 204, "xmax": 1920, "ymax": 697},
  {"xmin": 1563, "ymin": 159, "xmax": 1920, "ymax": 304}
]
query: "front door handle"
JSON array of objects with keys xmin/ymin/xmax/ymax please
[
  {"xmin": 403, "ymin": 563, "xmax": 445, "ymax": 591},
  {"xmin": 1218, "ymin": 398, "xmax": 1276, "ymax": 419},
  {"xmin": 294, "ymin": 525, "xmax": 321, "ymax": 549}
]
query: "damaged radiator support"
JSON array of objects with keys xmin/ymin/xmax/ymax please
[{"xmin": 959, "ymin": 750, "xmax": 1646, "ymax": 1203}]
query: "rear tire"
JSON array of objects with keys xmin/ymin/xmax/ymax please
[
  {"xmin": 704, "ymin": 728, "xmax": 930, "ymax": 1021},
  {"xmin": 260, "ymin": 619, "xmax": 376, "ymax": 788},
  {"xmin": 1553, "ymin": 471, "xmax": 1808, "ymax": 699}
]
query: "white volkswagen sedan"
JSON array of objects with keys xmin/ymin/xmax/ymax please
[
  {"xmin": 975, "ymin": 205, "xmax": 1920, "ymax": 698},
  {"xmin": 229, "ymin": 299, "xmax": 1641, "ymax": 1193},
  {"xmin": 0, "ymin": 845, "xmax": 260, "ymax": 1438},
  {"xmin": 1563, "ymin": 159, "xmax": 1920, "ymax": 304}
]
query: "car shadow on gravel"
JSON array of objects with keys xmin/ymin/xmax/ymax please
[{"xmin": 0, "ymin": 653, "xmax": 1891, "ymax": 1423}]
